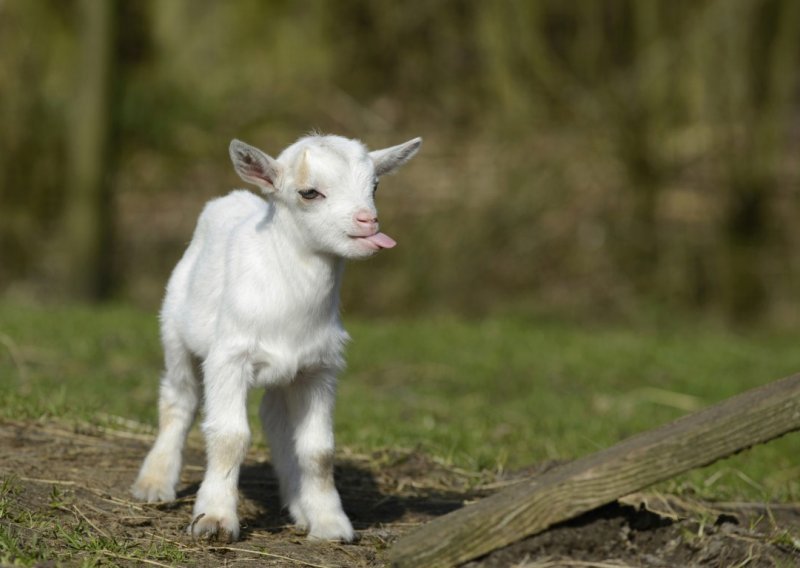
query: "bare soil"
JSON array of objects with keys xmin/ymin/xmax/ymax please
[{"xmin": 1, "ymin": 419, "xmax": 799, "ymax": 567}]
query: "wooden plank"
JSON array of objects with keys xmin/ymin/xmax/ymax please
[{"xmin": 391, "ymin": 373, "xmax": 800, "ymax": 568}]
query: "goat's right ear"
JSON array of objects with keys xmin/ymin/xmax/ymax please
[
  {"xmin": 229, "ymin": 139, "xmax": 283, "ymax": 193},
  {"xmin": 369, "ymin": 137, "xmax": 422, "ymax": 177}
]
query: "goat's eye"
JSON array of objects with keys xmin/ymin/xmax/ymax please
[
  {"xmin": 372, "ymin": 180, "xmax": 379, "ymax": 194},
  {"xmin": 298, "ymin": 188, "xmax": 323, "ymax": 200}
]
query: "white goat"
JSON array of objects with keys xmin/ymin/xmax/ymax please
[{"xmin": 131, "ymin": 133, "xmax": 421, "ymax": 542}]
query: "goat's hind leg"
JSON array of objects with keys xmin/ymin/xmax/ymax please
[
  {"xmin": 284, "ymin": 372, "xmax": 354, "ymax": 542},
  {"xmin": 132, "ymin": 338, "xmax": 199, "ymax": 502},
  {"xmin": 260, "ymin": 388, "xmax": 308, "ymax": 529}
]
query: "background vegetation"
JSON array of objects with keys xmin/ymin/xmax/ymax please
[
  {"xmin": 2, "ymin": 0, "xmax": 799, "ymax": 323},
  {"xmin": 3, "ymin": 8, "xmax": 800, "ymax": 564}
]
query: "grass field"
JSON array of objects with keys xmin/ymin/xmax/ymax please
[{"xmin": 2, "ymin": 301, "xmax": 800, "ymax": 504}]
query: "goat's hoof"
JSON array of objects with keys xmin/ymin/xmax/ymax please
[
  {"xmin": 189, "ymin": 512, "xmax": 240, "ymax": 543},
  {"xmin": 131, "ymin": 478, "xmax": 175, "ymax": 503},
  {"xmin": 288, "ymin": 504, "xmax": 309, "ymax": 531},
  {"xmin": 307, "ymin": 514, "xmax": 355, "ymax": 542}
]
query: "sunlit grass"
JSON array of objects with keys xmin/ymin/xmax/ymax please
[{"xmin": 2, "ymin": 302, "xmax": 800, "ymax": 501}]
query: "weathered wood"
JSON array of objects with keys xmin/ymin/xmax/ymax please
[{"xmin": 391, "ymin": 373, "xmax": 800, "ymax": 568}]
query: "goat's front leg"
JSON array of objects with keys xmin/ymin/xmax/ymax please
[
  {"xmin": 282, "ymin": 371, "xmax": 353, "ymax": 541},
  {"xmin": 190, "ymin": 349, "xmax": 251, "ymax": 542}
]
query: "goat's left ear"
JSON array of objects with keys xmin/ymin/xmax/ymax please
[
  {"xmin": 229, "ymin": 139, "xmax": 283, "ymax": 193},
  {"xmin": 369, "ymin": 137, "xmax": 422, "ymax": 177}
]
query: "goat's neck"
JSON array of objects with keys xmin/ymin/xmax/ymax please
[{"xmin": 262, "ymin": 202, "xmax": 345, "ymax": 317}]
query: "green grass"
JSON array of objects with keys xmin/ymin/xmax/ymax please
[
  {"xmin": 2, "ymin": 302, "xmax": 800, "ymax": 502},
  {"xmin": 0, "ymin": 472, "xmax": 188, "ymax": 567}
]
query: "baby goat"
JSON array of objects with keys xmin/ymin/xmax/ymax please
[{"xmin": 132, "ymin": 134, "xmax": 421, "ymax": 542}]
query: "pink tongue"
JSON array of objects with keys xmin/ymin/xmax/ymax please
[{"xmin": 364, "ymin": 232, "xmax": 397, "ymax": 249}]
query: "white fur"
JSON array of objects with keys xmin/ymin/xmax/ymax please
[{"xmin": 131, "ymin": 134, "xmax": 421, "ymax": 542}]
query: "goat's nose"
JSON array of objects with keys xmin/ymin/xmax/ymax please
[{"xmin": 354, "ymin": 210, "xmax": 378, "ymax": 227}]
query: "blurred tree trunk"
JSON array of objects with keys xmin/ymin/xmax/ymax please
[
  {"xmin": 608, "ymin": 1, "xmax": 666, "ymax": 294},
  {"xmin": 625, "ymin": 0, "xmax": 662, "ymax": 292},
  {"xmin": 63, "ymin": 0, "xmax": 119, "ymax": 299},
  {"xmin": 721, "ymin": 0, "xmax": 800, "ymax": 321}
]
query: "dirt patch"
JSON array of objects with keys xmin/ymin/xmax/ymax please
[
  {"xmin": 466, "ymin": 499, "xmax": 800, "ymax": 568},
  {"xmin": 2, "ymin": 419, "xmax": 799, "ymax": 567},
  {"xmin": 0, "ymin": 418, "xmax": 487, "ymax": 567}
]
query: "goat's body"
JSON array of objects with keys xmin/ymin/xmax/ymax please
[
  {"xmin": 163, "ymin": 190, "xmax": 348, "ymax": 385},
  {"xmin": 132, "ymin": 134, "xmax": 421, "ymax": 543}
]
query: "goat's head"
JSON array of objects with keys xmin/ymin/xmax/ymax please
[{"xmin": 229, "ymin": 134, "xmax": 421, "ymax": 259}]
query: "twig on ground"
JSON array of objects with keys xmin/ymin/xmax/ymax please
[
  {"xmin": 511, "ymin": 558, "xmax": 638, "ymax": 568},
  {"xmin": 18, "ymin": 476, "xmax": 78, "ymax": 486},
  {"xmin": 17, "ymin": 474, "xmax": 146, "ymax": 510},
  {"xmin": 72, "ymin": 503, "xmax": 112, "ymax": 540},
  {"xmin": 143, "ymin": 532, "xmax": 339, "ymax": 568},
  {"xmin": 98, "ymin": 549, "xmax": 175, "ymax": 568},
  {"xmin": 210, "ymin": 546, "xmax": 335, "ymax": 568}
]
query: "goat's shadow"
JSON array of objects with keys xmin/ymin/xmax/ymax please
[{"xmin": 232, "ymin": 458, "xmax": 469, "ymax": 535}]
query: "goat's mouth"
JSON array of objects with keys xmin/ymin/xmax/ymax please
[{"xmin": 349, "ymin": 232, "xmax": 397, "ymax": 250}]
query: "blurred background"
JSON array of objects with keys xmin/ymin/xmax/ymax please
[{"xmin": 1, "ymin": 0, "xmax": 799, "ymax": 325}]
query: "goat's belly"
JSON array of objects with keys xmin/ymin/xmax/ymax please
[{"xmin": 250, "ymin": 332, "xmax": 348, "ymax": 387}]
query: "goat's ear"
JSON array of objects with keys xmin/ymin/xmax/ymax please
[
  {"xmin": 229, "ymin": 139, "xmax": 283, "ymax": 193},
  {"xmin": 369, "ymin": 137, "xmax": 422, "ymax": 177}
]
